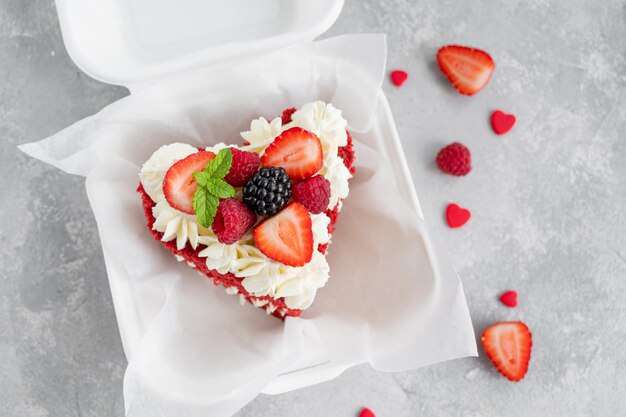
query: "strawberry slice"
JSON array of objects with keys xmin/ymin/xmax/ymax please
[
  {"xmin": 481, "ymin": 321, "xmax": 532, "ymax": 382},
  {"xmin": 253, "ymin": 202, "xmax": 313, "ymax": 267},
  {"xmin": 261, "ymin": 127, "xmax": 323, "ymax": 180},
  {"xmin": 437, "ymin": 45, "xmax": 495, "ymax": 95},
  {"xmin": 163, "ymin": 150, "xmax": 215, "ymax": 214}
]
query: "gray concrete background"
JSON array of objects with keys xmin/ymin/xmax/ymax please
[{"xmin": 2, "ymin": 0, "xmax": 625, "ymax": 415}]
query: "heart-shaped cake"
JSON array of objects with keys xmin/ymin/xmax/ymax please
[{"xmin": 137, "ymin": 101, "xmax": 355, "ymax": 318}]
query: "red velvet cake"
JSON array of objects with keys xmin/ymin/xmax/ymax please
[{"xmin": 138, "ymin": 102, "xmax": 355, "ymax": 318}]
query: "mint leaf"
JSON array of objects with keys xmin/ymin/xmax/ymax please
[
  {"xmin": 192, "ymin": 148, "xmax": 235, "ymax": 227},
  {"xmin": 206, "ymin": 178, "xmax": 236, "ymax": 199},
  {"xmin": 204, "ymin": 148, "xmax": 233, "ymax": 179},
  {"xmin": 193, "ymin": 186, "xmax": 219, "ymax": 228},
  {"xmin": 192, "ymin": 172, "xmax": 211, "ymax": 187}
]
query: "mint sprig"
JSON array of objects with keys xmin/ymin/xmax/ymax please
[{"xmin": 192, "ymin": 148, "xmax": 236, "ymax": 227}]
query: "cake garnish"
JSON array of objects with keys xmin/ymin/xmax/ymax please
[
  {"xmin": 491, "ymin": 110, "xmax": 517, "ymax": 135},
  {"xmin": 359, "ymin": 408, "xmax": 376, "ymax": 417},
  {"xmin": 163, "ymin": 150, "xmax": 216, "ymax": 214},
  {"xmin": 253, "ymin": 202, "xmax": 313, "ymax": 267},
  {"xmin": 211, "ymin": 198, "xmax": 256, "ymax": 245},
  {"xmin": 390, "ymin": 69, "xmax": 408, "ymax": 87},
  {"xmin": 224, "ymin": 148, "xmax": 261, "ymax": 187},
  {"xmin": 291, "ymin": 175, "xmax": 331, "ymax": 214},
  {"xmin": 499, "ymin": 290, "xmax": 518, "ymax": 308},
  {"xmin": 481, "ymin": 321, "xmax": 532, "ymax": 382},
  {"xmin": 436, "ymin": 142, "xmax": 472, "ymax": 176},
  {"xmin": 191, "ymin": 148, "xmax": 236, "ymax": 228},
  {"xmin": 436, "ymin": 45, "xmax": 495, "ymax": 96},
  {"xmin": 242, "ymin": 167, "xmax": 292, "ymax": 216},
  {"xmin": 445, "ymin": 203, "xmax": 471, "ymax": 229},
  {"xmin": 260, "ymin": 127, "xmax": 323, "ymax": 180}
]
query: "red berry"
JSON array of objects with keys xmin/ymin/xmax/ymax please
[
  {"xmin": 261, "ymin": 127, "xmax": 323, "ymax": 180},
  {"xmin": 437, "ymin": 45, "xmax": 495, "ymax": 95},
  {"xmin": 281, "ymin": 107, "xmax": 296, "ymax": 124},
  {"xmin": 500, "ymin": 290, "xmax": 518, "ymax": 308},
  {"xmin": 481, "ymin": 322, "xmax": 532, "ymax": 382},
  {"xmin": 253, "ymin": 202, "xmax": 313, "ymax": 266},
  {"xmin": 163, "ymin": 151, "xmax": 215, "ymax": 214},
  {"xmin": 436, "ymin": 142, "xmax": 471, "ymax": 176},
  {"xmin": 224, "ymin": 148, "xmax": 260, "ymax": 187},
  {"xmin": 212, "ymin": 198, "xmax": 256, "ymax": 245},
  {"xmin": 292, "ymin": 175, "xmax": 331, "ymax": 214}
]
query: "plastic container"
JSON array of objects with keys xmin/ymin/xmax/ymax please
[{"xmin": 54, "ymin": 0, "xmax": 425, "ymax": 394}]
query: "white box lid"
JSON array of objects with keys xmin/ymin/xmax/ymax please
[{"xmin": 55, "ymin": 0, "xmax": 344, "ymax": 88}]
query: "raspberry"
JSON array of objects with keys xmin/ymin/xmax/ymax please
[
  {"xmin": 212, "ymin": 198, "xmax": 256, "ymax": 244},
  {"xmin": 224, "ymin": 148, "xmax": 260, "ymax": 187},
  {"xmin": 281, "ymin": 107, "xmax": 296, "ymax": 124},
  {"xmin": 436, "ymin": 142, "xmax": 471, "ymax": 176},
  {"xmin": 291, "ymin": 175, "xmax": 331, "ymax": 214}
]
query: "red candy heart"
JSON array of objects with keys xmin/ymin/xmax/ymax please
[
  {"xmin": 360, "ymin": 408, "xmax": 376, "ymax": 417},
  {"xmin": 491, "ymin": 110, "xmax": 516, "ymax": 135},
  {"xmin": 500, "ymin": 290, "xmax": 518, "ymax": 308},
  {"xmin": 446, "ymin": 203, "xmax": 471, "ymax": 228},
  {"xmin": 390, "ymin": 70, "xmax": 408, "ymax": 87}
]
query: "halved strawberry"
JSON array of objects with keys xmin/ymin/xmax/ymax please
[
  {"xmin": 163, "ymin": 151, "xmax": 215, "ymax": 214},
  {"xmin": 481, "ymin": 321, "xmax": 532, "ymax": 382},
  {"xmin": 437, "ymin": 45, "xmax": 495, "ymax": 95},
  {"xmin": 253, "ymin": 202, "xmax": 313, "ymax": 267},
  {"xmin": 261, "ymin": 127, "xmax": 323, "ymax": 180}
]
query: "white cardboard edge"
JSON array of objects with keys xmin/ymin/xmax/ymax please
[{"xmin": 54, "ymin": 0, "xmax": 345, "ymax": 89}]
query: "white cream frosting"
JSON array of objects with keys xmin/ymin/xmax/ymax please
[
  {"xmin": 290, "ymin": 101, "xmax": 348, "ymax": 156},
  {"xmin": 240, "ymin": 116, "xmax": 282, "ymax": 154},
  {"xmin": 141, "ymin": 101, "xmax": 351, "ymax": 310},
  {"xmin": 279, "ymin": 252, "xmax": 330, "ymax": 310},
  {"xmin": 139, "ymin": 143, "xmax": 198, "ymax": 201},
  {"xmin": 204, "ymin": 142, "xmax": 231, "ymax": 154},
  {"xmin": 311, "ymin": 213, "xmax": 331, "ymax": 246},
  {"xmin": 197, "ymin": 232, "xmax": 244, "ymax": 275},
  {"xmin": 152, "ymin": 199, "xmax": 211, "ymax": 250},
  {"xmin": 320, "ymin": 153, "xmax": 353, "ymax": 210}
]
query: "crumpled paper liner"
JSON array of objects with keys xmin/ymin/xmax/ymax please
[{"xmin": 19, "ymin": 34, "xmax": 476, "ymax": 417}]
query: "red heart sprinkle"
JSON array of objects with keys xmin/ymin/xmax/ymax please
[
  {"xmin": 491, "ymin": 110, "xmax": 516, "ymax": 135},
  {"xmin": 446, "ymin": 203, "xmax": 471, "ymax": 228},
  {"xmin": 390, "ymin": 70, "xmax": 408, "ymax": 87},
  {"xmin": 500, "ymin": 290, "xmax": 518, "ymax": 308},
  {"xmin": 360, "ymin": 408, "xmax": 376, "ymax": 417}
]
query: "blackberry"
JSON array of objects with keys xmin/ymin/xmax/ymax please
[{"xmin": 242, "ymin": 167, "xmax": 292, "ymax": 216}]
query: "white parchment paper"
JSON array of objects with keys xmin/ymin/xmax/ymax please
[{"xmin": 19, "ymin": 35, "xmax": 476, "ymax": 417}]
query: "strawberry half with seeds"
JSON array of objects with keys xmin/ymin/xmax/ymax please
[
  {"xmin": 253, "ymin": 202, "xmax": 313, "ymax": 267},
  {"xmin": 163, "ymin": 150, "xmax": 215, "ymax": 214},
  {"xmin": 437, "ymin": 45, "xmax": 495, "ymax": 95},
  {"xmin": 481, "ymin": 321, "xmax": 532, "ymax": 382},
  {"xmin": 261, "ymin": 127, "xmax": 323, "ymax": 180}
]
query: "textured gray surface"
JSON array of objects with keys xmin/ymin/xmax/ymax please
[{"xmin": 2, "ymin": 0, "xmax": 625, "ymax": 416}]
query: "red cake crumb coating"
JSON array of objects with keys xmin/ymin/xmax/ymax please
[
  {"xmin": 281, "ymin": 107, "xmax": 297, "ymax": 125},
  {"xmin": 339, "ymin": 131, "xmax": 356, "ymax": 176},
  {"xmin": 138, "ymin": 122, "xmax": 355, "ymax": 319}
]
